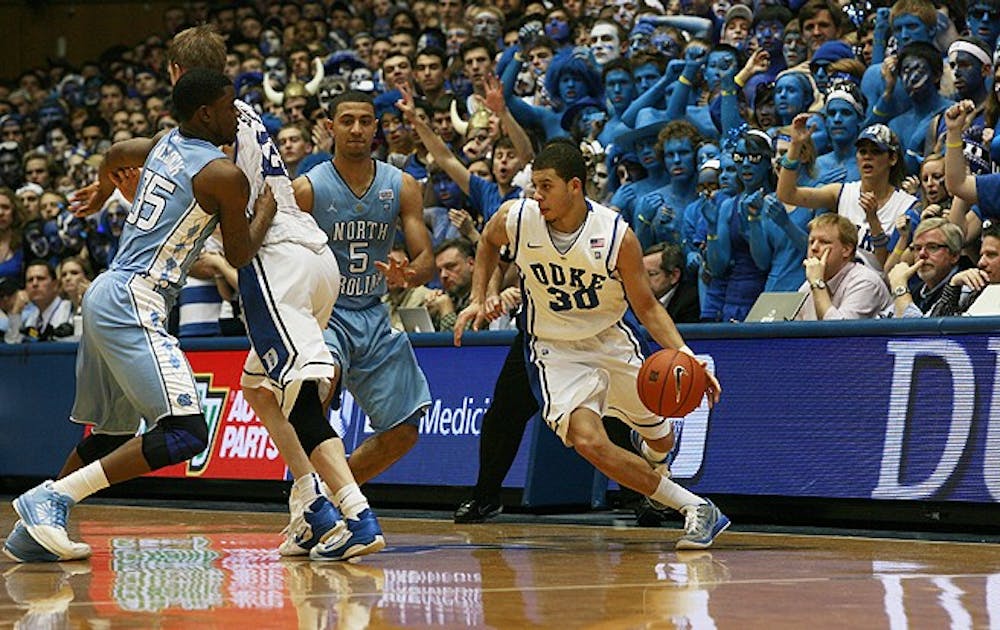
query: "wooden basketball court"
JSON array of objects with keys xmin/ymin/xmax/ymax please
[{"xmin": 2, "ymin": 503, "xmax": 998, "ymax": 628}]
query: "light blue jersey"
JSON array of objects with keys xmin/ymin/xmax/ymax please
[
  {"xmin": 111, "ymin": 129, "xmax": 225, "ymax": 301},
  {"xmin": 308, "ymin": 159, "xmax": 401, "ymax": 310},
  {"xmin": 72, "ymin": 129, "xmax": 227, "ymax": 433}
]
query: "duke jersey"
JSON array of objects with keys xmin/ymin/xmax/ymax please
[
  {"xmin": 233, "ymin": 100, "xmax": 326, "ymax": 251},
  {"xmin": 507, "ymin": 198, "xmax": 629, "ymax": 340},
  {"xmin": 308, "ymin": 159, "xmax": 402, "ymax": 310},
  {"xmin": 110, "ymin": 129, "xmax": 223, "ymax": 300}
]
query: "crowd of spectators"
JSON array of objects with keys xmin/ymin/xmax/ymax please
[{"xmin": 3, "ymin": 0, "xmax": 1000, "ymax": 343}]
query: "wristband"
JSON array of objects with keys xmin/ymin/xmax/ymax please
[
  {"xmin": 780, "ymin": 155, "xmax": 800, "ymax": 170},
  {"xmin": 678, "ymin": 75, "xmax": 693, "ymax": 86},
  {"xmin": 872, "ymin": 106, "xmax": 888, "ymax": 117},
  {"xmin": 679, "ymin": 344, "xmax": 695, "ymax": 357},
  {"xmin": 721, "ymin": 89, "xmax": 737, "ymax": 96},
  {"xmin": 945, "ymin": 140, "xmax": 964, "ymax": 149},
  {"xmin": 734, "ymin": 74, "xmax": 746, "ymax": 87},
  {"xmin": 706, "ymin": 233, "xmax": 718, "ymax": 241},
  {"xmin": 870, "ymin": 232, "xmax": 890, "ymax": 248}
]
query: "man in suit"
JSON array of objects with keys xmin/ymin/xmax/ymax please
[{"xmin": 643, "ymin": 243, "xmax": 700, "ymax": 323}]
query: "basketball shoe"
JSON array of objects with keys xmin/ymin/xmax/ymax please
[
  {"xmin": 630, "ymin": 420, "xmax": 683, "ymax": 471},
  {"xmin": 676, "ymin": 500, "xmax": 730, "ymax": 550},
  {"xmin": 310, "ymin": 508, "xmax": 385, "ymax": 562},
  {"xmin": 280, "ymin": 496, "xmax": 346, "ymax": 556},
  {"xmin": 12, "ymin": 481, "xmax": 91, "ymax": 561}
]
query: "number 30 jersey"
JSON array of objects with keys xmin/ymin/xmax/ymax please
[{"xmin": 506, "ymin": 198, "xmax": 629, "ymax": 341}]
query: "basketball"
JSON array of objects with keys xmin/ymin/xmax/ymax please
[{"xmin": 637, "ymin": 349, "xmax": 708, "ymax": 417}]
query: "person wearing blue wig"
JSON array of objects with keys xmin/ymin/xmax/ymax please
[{"xmin": 501, "ymin": 46, "xmax": 602, "ymax": 140}]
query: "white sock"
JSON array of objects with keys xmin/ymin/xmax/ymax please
[
  {"xmin": 289, "ymin": 472, "xmax": 323, "ymax": 512},
  {"xmin": 51, "ymin": 462, "xmax": 109, "ymax": 504},
  {"xmin": 650, "ymin": 474, "xmax": 705, "ymax": 511},
  {"xmin": 331, "ymin": 482, "xmax": 369, "ymax": 520}
]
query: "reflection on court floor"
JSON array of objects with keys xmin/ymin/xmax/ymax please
[{"xmin": 3, "ymin": 504, "xmax": 1000, "ymax": 628}]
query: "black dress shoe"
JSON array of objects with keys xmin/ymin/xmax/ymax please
[{"xmin": 453, "ymin": 498, "xmax": 503, "ymax": 523}]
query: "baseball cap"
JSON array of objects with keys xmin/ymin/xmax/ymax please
[
  {"xmin": 725, "ymin": 4, "xmax": 753, "ymax": 25},
  {"xmin": 855, "ymin": 124, "xmax": 899, "ymax": 153}
]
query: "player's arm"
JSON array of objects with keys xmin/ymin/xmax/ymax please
[
  {"xmin": 618, "ymin": 227, "xmax": 722, "ymax": 403},
  {"xmin": 195, "ymin": 160, "xmax": 262, "ymax": 268},
  {"xmin": 73, "ymin": 136, "xmax": 160, "ymax": 217},
  {"xmin": 454, "ymin": 201, "xmax": 514, "ymax": 345},
  {"xmin": 398, "ymin": 173, "xmax": 435, "ymax": 286},
  {"xmin": 291, "ymin": 174, "xmax": 315, "ymax": 213},
  {"xmin": 618, "ymin": 228, "xmax": 686, "ymax": 352}
]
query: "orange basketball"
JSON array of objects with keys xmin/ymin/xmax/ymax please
[{"xmin": 637, "ymin": 349, "xmax": 708, "ymax": 418}]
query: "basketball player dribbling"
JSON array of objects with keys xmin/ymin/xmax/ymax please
[{"xmin": 455, "ymin": 139, "xmax": 730, "ymax": 549}]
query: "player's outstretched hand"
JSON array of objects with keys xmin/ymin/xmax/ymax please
[
  {"xmin": 375, "ymin": 255, "xmax": 415, "ymax": 288},
  {"xmin": 453, "ymin": 300, "xmax": 490, "ymax": 346},
  {"xmin": 69, "ymin": 182, "xmax": 103, "ymax": 218}
]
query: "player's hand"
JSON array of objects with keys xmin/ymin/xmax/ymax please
[
  {"xmin": 701, "ymin": 362, "xmax": 722, "ymax": 407},
  {"xmin": 68, "ymin": 181, "xmax": 104, "ymax": 218},
  {"xmin": 453, "ymin": 300, "xmax": 490, "ymax": 346},
  {"xmin": 109, "ymin": 167, "xmax": 141, "ymax": 202},
  {"xmin": 375, "ymin": 255, "xmax": 416, "ymax": 288}
]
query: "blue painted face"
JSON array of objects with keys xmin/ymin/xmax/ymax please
[
  {"xmin": 808, "ymin": 113, "xmax": 831, "ymax": 155},
  {"xmin": 433, "ymin": 172, "xmax": 464, "ymax": 209},
  {"xmin": 811, "ymin": 61, "xmax": 832, "ymax": 93},
  {"xmin": 951, "ymin": 51, "xmax": 986, "ymax": 98},
  {"xmin": 635, "ymin": 134, "xmax": 660, "ymax": 167},
  {"xmin": 718, "ymin": 152, "xmax": 739, "ymax": 194},
  {"xmin": 697, "ymin": 143, "xmax": 720, "ymax": 166},
  {"xmin": 662, "ymin": 138, "xmax": 696, "ymax": 182},
  {"xmin": 632, "ymin": 63, "xmax": 661, "ymax": 94},
  {"xmin": 774, "ymin": 74, "xmax": 808, "ymax": 122},
  {"xmin": 704, "ymin": 51, "xmax": 737, "ymax": 92},
  {"xmin": 967, "ymin": 3, "xmax": 1000, "ymax": 48},
  {"xmin": 824, "ymin": 99, "xmax": 861, "ymax": 144},
  {"xmin": 604, "ymin": 69, "xmax": 636, "ymax": 111},
  {"xmin": 734, "ymin": 138, "xmax": 771, "ymax": 191},
  {"xmin": 559, "ymin": 71, "xmax": 584, "ymax": 103},
  {"xmin": 891, "ymin": 14, "xmax": 933, "ymax": 49},
  {"xmin": 754, "ymin": 20, "xmax": 784, "ymax": 52},
  {"xmin": 900, "ymin": 55, "xmax": 934, "ymax": 98}
]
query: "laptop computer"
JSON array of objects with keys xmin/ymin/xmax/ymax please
[
  {"xmin": 965, "ymin": 284, "xmax": 1000, "ymax": 316},
  {"xmin": 398, "ymin": 306, "xmax": 437, "ymax": 333},
  {"xmin": 745, "ymin": 292, "xmax": 808, "ymax": 322}
]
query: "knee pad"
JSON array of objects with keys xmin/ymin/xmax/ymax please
[
  {"xmin": 76, "ymin": 433, "xmax": 132, "ymax": 464},
  {"xmin": 289, "ymin": 380, "xmax": 337, "ymax": 456},
  {"xmin": 141, "ymin": 414, "xmax": 208, "ymax": 470}
]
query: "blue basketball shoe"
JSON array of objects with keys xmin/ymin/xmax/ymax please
[
  {"xmin": 676, "ymin": 500, "xmax": 730, "ymax": 550},
  {"xmin": 309, "ymin": 508, "xmax": 385, "ymax": 562},
  {"xmin": 12, "ymin": 481, "xmax": 91, "ymax": 561},
  {"xmin": 280, "ymin": 496, "xmax": 345, "ymax": 556},
  {"xmin": 4, "ymin": 521, "xmax": 61, "ymax": 563},
  {"xmin": 630, "ymin": 420, "xmax": 683, "ymax": 471}
]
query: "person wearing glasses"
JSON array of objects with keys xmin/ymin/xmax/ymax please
[
  {"xmin": 777, "ymin": 117, "xmax": 919, "ymax": 270},
  {"xmin": 703, "ymin": 129, "xmax": 772, "ymax": 321},
  {"xmin": 884, "ymin": 217, "xmax": 968, "ymax": 317},
  {"xmin": 928, "ymin": 219, "xmax": 1000, "ymax": 315}
]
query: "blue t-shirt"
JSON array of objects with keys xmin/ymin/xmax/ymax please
[
  {"xmin": 469, "ymin": 174, "xmax": 521, "ymax": 221},
  {"xmin": 976, "ymin": 174, "xmax": 1000, "ymax": 218}
]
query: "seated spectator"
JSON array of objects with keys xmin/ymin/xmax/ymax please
[
  {"xmin": 885, "ymin": 217, "xmax": 966, "ymax": 317},
  {"xmin": 643, "ymin": 243, "xmax": 700, "ymax": 323},
  {"xmin": 427, "ymin": 237, "xmax": 475, "ymax": 331},
  {"xmin": 797, "ymin": 213, "xmax": 891, "ymax": 320},
  {"xmin": 929, "ymin": 219, "xmax": 1000, "ymax": 315},
  {"xmin": 276, "ymin": 123, "xmax": 316, "ymax": 177},
  {"xmin": 382, "ymin": 244, "xmax": 434, "ymax": 332},
  {"xmin": 7, "ymin": 258, "xmax": 75, "ymax": 342}
]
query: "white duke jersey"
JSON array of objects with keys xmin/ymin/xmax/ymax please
[
  {"xmin": 506, "ymin": 198, "xmax": 628, "ymax": 341},
  {"xmin": 233, "ymin": 100, "xmax": 326, "ymax": 251}
]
